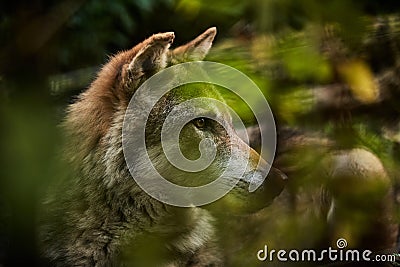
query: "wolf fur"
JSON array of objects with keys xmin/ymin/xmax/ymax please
[{"xmin": 40, "ymin": 28, "xmax": 285, "ymax": 267}]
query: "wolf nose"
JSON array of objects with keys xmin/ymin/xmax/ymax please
[
  {"xmin": 243, "ymin": 165, "xmax": 287, "ymax": 211},
  {"xmin": 249, "ymin": 163, "xmax": 287, "ymax": 199},
  {"xmin": 248, "ymin": 171, "xmax": 265, "ymax": 193},
  {"xmin": 248, "ymin": 155, "xmax": 282, "ymax": 192}
]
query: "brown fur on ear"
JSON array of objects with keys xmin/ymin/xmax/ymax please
[
  {"xmin": 125, "ymin": 32, "xmax": 175, "ymax": 88},
  {"xmin": 170, "ymin": 27, "xmax": 217, "ymax": 63},
  {"xmin": 64, "ymin": 32, "xmax": 174, "ymax": 164}
]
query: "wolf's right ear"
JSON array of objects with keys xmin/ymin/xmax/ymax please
[
  {"xmin": 124, "ymin": 32, "xmax": 174, "ymax": 89},
  {"xmin": 169, "ymin": 27, "xmax": 217, "ymax": 63}
]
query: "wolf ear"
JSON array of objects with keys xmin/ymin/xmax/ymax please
[
  {"xmin": 126, "ymin": 32, "xmax": 174, "ymax": 84},
  {"xmin": 170, "ymin": 27, "xmax": 217, "ymax": 63}
]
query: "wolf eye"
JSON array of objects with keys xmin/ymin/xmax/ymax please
[{"xmin": 193, "ymin": 118, "xmax": 206, "ymax": 129}]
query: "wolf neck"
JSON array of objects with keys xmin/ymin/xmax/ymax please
[
  {"xmin": 62, "ymin": 53, "xmax": 131, "ymax": 165},
  {"xmin": 61, "ymin": 90, "xmax": 215, "ymax": 264}
]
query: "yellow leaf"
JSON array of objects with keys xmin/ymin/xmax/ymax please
[{"xmin": 337, "ymin": 60, "xmax": 378, "ymax": 104}]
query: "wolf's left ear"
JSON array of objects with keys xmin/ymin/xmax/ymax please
[
  {"xmin": 170, "ymin": 27, "xmax": 217, "ymax": 63},
  {"xmin": 125, "ymin": 32, "xmax": 174, "ymax": 86}
]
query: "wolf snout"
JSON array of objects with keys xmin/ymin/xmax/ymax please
[
  {"xmin": 248, "ymin": 170, "xmax": 266, "ymax": 193},
  {"xmin": 246, "ymin": 157, "xmax": 287, "ymax": 207}
]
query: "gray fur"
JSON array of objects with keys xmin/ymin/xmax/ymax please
[{"xmin": 39, "ymin": 28, "xmax": 284, "ymax": 267}]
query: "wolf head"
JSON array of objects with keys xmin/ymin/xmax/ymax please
[{"xmin": 65, "ymin": 27, "xmax": 285, "ymax": 215}]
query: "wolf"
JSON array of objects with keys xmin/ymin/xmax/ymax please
[{"xmin": 39, "ymin": 27, "xmax": 286, "ymax": 266}]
